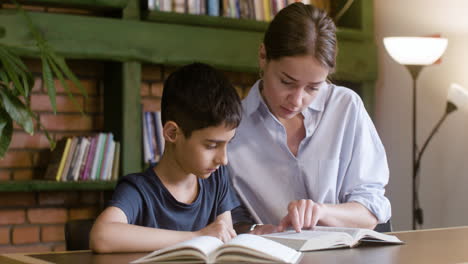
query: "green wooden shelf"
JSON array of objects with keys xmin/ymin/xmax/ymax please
[
  {"xmin": 0, "ymin": 9, "xmax": 376, "ymax": 80},
  {"xmin": 0, "ymin": 180, "xmax": 116, "ymax": 192}
]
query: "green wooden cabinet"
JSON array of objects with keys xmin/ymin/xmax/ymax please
[{"xmin": 0, "ymin": 0, "xmax": 376, "ymax": 191}]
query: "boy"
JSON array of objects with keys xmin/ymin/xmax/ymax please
[{"xmin": 90, "ymin": 63, "xmax": 242, "ymax": 253}]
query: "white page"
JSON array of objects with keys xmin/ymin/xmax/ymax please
[
  {"xmin": 314, "ymin": 226, "xmax": 402, "ymax": 244},
  {"xmin": 131, "ymin": 236, "xmax": 223, "ymax": 263},
  {"xmin": 211, "ymin": 234, "xmax": 301, "ymax": 263},
  {"xmin": 263, "ymin": 230, "xmax": 353, "ymax": 251}
]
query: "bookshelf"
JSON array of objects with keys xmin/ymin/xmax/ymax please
[
  {"xmin": 0, "ymin": 0, "xmax": 377, "ymax": 191},
  {"xmin": 0, "ymin": 180, "xmax": 116, "ymax": 192}
]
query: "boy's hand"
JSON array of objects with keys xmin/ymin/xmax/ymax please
[
  {"xmin": 197, "ymin": 218, "xmax": 236, "ymax": 242},
  {"xmin": 278, "ymin": 199, "xmax": 323, "ymax": 232}
]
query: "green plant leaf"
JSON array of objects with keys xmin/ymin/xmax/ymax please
[
  {"xmin": 0, "ymin": 46, "xmax": 33, "ymax": 97},
  {"xmin": 0, "ymin": 46, "xmax": 29, "ymax": 73},
  {"xmin": 0, "ymin": 86, "xmax": 34, "ymax": 134},
  {"xmin": 0, "ymin": 70, "xmax": 9, "ymax": 85},
  {"xmin": 46, "ymin": 55, "xmax": 83, "ymax": 114},
  {"xmin": 0, "ymin": 49, "xmax": 24, "ymax": 96},
  {"xmin": 48, "ymin": 53, "xmax": 88, "ymax": 98},
  {"xmin": 41, "ymin": 55, "xmax": 56, "ymax": 114},
  {"xmin": 0, "ymin": 108, "xmax": 13, "ymax": 158}
]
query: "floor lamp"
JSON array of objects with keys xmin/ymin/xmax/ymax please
[{"xmin": 383, "ymin": 37, "xmax": 448, "ymax": 230}]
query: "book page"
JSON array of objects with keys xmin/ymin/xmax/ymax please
[
  {"xmin": 211, "ymin": 234, "xmax": 301, "ymax": 264},
  {"xmin": 314, "ymin": 226, "xmax": 402, "ymax": 245},
  {"xmin": 131, "ymin": 236, "xmax": 223, "ymax": 263},
  {"xmin": 313, "ymin": 226, "xmax": 361, "ymax": 237},
  {"xmin": 356, "ymin": 229, "xmax": 403, "ymax": 244},
  {"xmin": 263, "ymin": 230, "xmax": 353, "ymax": 251}
]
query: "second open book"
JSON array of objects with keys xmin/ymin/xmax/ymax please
[
  {"xmin": 131, "ymin": 234, "xmax": 302, "ymax": 263},
  {"xmin": 262, "ymin": 226, "xmax": 403, "ymax": 251}
]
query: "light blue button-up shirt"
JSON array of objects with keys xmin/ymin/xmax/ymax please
[{"xmin": 228, "ymin": 80, "xmax": 391, "ymax": 225}]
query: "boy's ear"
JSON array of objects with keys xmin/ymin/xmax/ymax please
[{"xmin": 163, "ymin": 121, "xmax": 180, "ymax": 143}]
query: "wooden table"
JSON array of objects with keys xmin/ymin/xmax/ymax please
[{"xmin": 2, "ymin": 226, "xmax": 468, "ymax": 264}]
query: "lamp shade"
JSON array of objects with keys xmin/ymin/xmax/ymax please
[
  {"xmin": 383, "ymin": 37, "xmax": 448, "ymax": 65},
  {"xmin": 448, "ymin": 83, "xmax": 468, "ymax": 109}
]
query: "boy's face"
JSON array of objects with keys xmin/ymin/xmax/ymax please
[{"xmin": 174, "ymin": 124, "xmax": 236, "ymax": 179}]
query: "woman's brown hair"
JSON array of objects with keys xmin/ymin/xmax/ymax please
[{"xmin": 263, "ymin": 2, "xmax": 337, "ymax": 73}]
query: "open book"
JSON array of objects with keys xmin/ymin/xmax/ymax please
[
  {"xmin": 131, "ymin": 234, "xmax": 302, "ymax": 263},
  {"xmin": 262, "ymin": 226, "xmax": 403, "ymax": 251}
]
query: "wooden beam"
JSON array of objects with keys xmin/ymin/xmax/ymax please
[{"xmin": 0, "ymin": 10, "xmax": 377, "ymax": 80}]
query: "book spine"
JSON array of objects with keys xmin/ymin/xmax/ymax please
[
  {"xmin": 146, "ymin": 112, "xmax": 157, "ymax": 163},
  {"xmin": 142, "ymin": 111, "xmax": 152, "ymax": 163},
  {"xmin": 90, "ymin": 133, "xmax": 105, "ymax": 181},
  {"xmin": 60, "ymin": 137, "xmax": 78, "ymax": 182},
  {"xmin": 173, "ymin": 0, "xmax": 185, "ymax": 13},
  {"xmin": 43, "ymin": 138, "xmax": 68, "ymax": 181},
  {"xmin": 263, "ymin": 0, "xmax": 270, "ymax": 21},
  {"xmin": 78, "ymin": 137, "xmax": 92, "ymax": 180},
  {"xmin": 82, "ymin": 135, "xmax": 98, "ymax": 181},
  {"xmin": 100, "ymin": 133, "xmax": 114, "ymax": 180},
  {"xmin": 111, "ymin": 142, "xmax": 120, "ymax": 181},
  {"xmin": 104, "ymin": 140, "xmax": 116, "ymax": 181},
  {"xmin": 55, "ymin": 138, "xmax": 72, "ymax": 181},
  {"xmin": 66, "ymin": 137, "xmax": 82, "ymax": 182},
  {"xmin": 162, "ymin": 0, "xmax": 172, "ymax": 11},
  {"xmin": 73, "ymin": 137, "xmax": 90, "ymax": 181},
  {"xmin": 94, "ymin": 134, "xmax": 109, "ymax": 180},
  {"xmin": 253, "ymin": 0, "xmax": 263, "ymax": 21}
]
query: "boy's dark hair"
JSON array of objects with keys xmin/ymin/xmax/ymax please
[{"xmin": 161, "ymin": 63, "xmax": 242, "ymax": 138}]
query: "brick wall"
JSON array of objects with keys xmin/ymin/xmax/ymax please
[{"xmin": 0, "ymin": 191, "xmax": 109, "ymax": 253}]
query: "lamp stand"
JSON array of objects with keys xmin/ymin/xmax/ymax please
[
  {"xmin": 405, "ymin": 65, "xmax": 458, "ymax": 230},
  {"xmin": 404, "ymin": 65, "xmax": 423, "ymax": 230}
]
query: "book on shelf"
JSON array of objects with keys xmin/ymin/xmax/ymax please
[
  {"xmin": 146, "ymin": 0, "xmax": 326, "ymax": 21},
  {"xmin": 43, "ymin": 133, "xmax": 119, "ymax": 182},
  {"xmin": 60, "ymin": 137, "xmax": 78, "ymax": 181},
  {"xmin": 43, "ymin": 138, "xmax": 70, "ymax": 182},
  {"xmin": 131, "ymin": 234, "xmax": 302, "ymax": 264},
  {"xmin": 142, "ymin": 111, "xmax": 165, "ymax": 164},
  {"xmin": 55, "ymin": 138, "xmax": 72, "ymax": 181},
  {"xmin": 262, "ymin": 226, "xmax": 403, "ymax": 251},
  {"xmin": 71, "ymin": 137, "xmax": 90, "ymax": 181},
  {"xmin": 111, "ymin": 142, "xmax": 120, "ymax": 181},
  {"xmin": 90, "ymin": 133, "xmax": 106, "ymax": 180},
  {"xmin": 82, "ymin": 136, "xmax": 98, "ymax": 181}
]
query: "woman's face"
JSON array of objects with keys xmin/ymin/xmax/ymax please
[{"xmin": 259, "ymin": 48, "xmax": 329, "ymax": 121}]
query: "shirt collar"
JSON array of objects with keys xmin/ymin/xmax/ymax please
[
  {"xmin": 243, "ymin": 80, "xmax": 265, "ymax": 116},
  {"xmin": 243, "ymin": 80, "xmax": 330, "ymax": 116}
]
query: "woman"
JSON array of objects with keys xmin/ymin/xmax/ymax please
[{"xmin": 228, "ymin": 2, "xmax": 391, "ymax": 234}]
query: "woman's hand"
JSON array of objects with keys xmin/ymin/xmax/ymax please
[{"xmin": 278, "ymin": 199, "xmax": 323, "ymax": 232}]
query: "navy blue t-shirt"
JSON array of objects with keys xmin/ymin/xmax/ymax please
[{"xmin": 108, "ymin": 165, "xmax": 240, "ymax": 231}]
